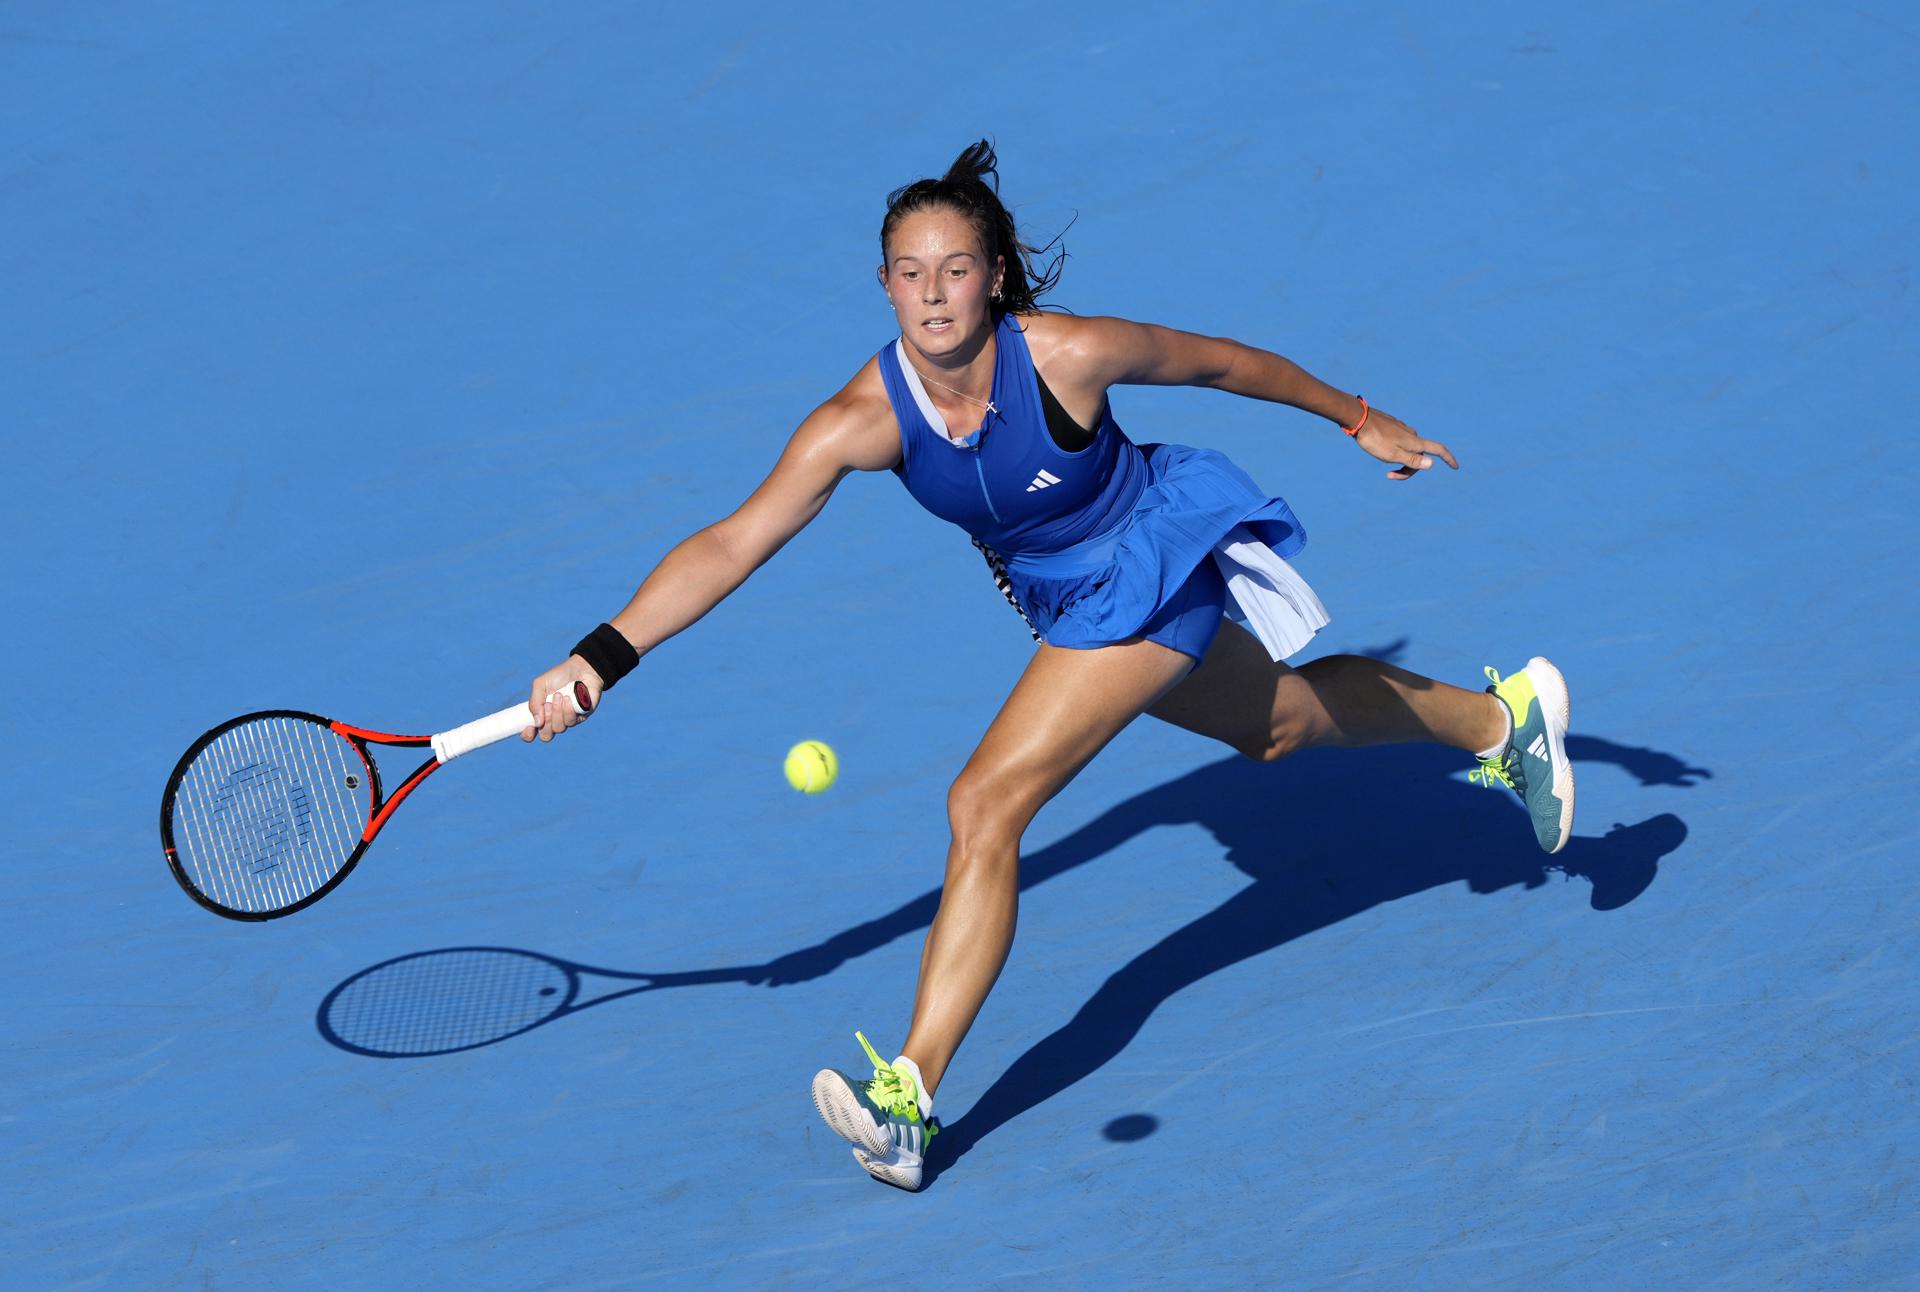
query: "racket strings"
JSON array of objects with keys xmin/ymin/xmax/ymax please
[
  {"xmin": 323, "ymin": 950, "xmax": 573, "ymax": 1057},
  {"xmin": 170, "ymin": 716, "xmax": 370, "ymax": 913}
]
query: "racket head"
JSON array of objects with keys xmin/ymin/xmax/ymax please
[
  {"xmin": 316, "ymin": 947, "xmax": 583, "ymax": 1057},
  {"xmin": 160, "ymin": 710, "xmax": 378, "ymax": 920}
]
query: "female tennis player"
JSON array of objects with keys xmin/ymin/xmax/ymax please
[{"xmin": 526, "ymin": 141, "xmax": 1573, "ymax": 1191}]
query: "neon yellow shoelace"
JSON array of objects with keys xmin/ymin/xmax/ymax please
[
  {"xmin": 856, "ymin": 1031, "xmax": 923, "ymax": 1123},
  {"xmin": 1469, "ymin": 756, "xmax": 1516, "ymax": 791},
  {"xmin": 1470, "ymin": 666, "xmax": 1516, "ymax": 790}
]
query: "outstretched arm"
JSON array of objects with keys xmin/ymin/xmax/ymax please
[
  {"xmin": 1060, "ymin": 315, "xmax": 1458, "ymax": 481},
  {"xmin": 525, "ymin": 376, "xmax": 899, "ymax": 737}
]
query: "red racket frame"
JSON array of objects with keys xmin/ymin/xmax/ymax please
[{"xmin": 160, "ymin": 710, "xmax": 442, "ymax": 922}]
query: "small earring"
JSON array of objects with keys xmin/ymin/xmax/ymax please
[{"xmin": 992, "ymin": 289, "xmax": 1002, "ymax": 302}]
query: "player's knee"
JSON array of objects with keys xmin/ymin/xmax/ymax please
[
  {"xmin": 946, "ymin": 768, "xmax": 1032, "ymax": 855},
  {"xmin": 1236, "ymin": 721, "xmax": 1309, "ymax": 763},
  {"xmin": 1229, "ymin": 669, "xmax": 1327, "ymax": 762}
]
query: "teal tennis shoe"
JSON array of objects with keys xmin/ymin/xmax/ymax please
[{"xmin": 1472, "ymin": 657, "xmax": 1575, "ymax": 854}]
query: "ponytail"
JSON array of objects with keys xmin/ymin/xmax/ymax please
[{"xmin": 880, "ymin": 139, "xmax": 1065, "ymax": 318}]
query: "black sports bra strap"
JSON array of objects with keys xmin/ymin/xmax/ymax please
[{"xmin": 1033, "ymin": 369, "xmax": 1099, "ymax": 454}]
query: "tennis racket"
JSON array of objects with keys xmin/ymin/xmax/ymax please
[
  {"xmin": 316, "ymin": 946, "xmax": 724, "ymax": 1057},
  {"xmin": 160, "ymin": 683, "xmax": 591, "ymax": 921}
]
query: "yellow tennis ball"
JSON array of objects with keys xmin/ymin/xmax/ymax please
[{"xmin": 783, "ymin": 740, "xmax": 838, "ymax": 794}]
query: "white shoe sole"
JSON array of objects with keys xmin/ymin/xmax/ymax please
[
  {"xmin": 1523, "ymin": 656, "xmax": 1575, "ymax": 855},
  {"xmin": 811, "ymin": 1069, "xmax": 892, "ymax": 1156},
  {"xmin": 852, "ymin": 1144, "xmax": 925, "ymax": 1192}
]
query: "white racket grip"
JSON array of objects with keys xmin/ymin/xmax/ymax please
[{"xmin": 431, "ymin": 684, "xmax": 589, "ymax": 764}]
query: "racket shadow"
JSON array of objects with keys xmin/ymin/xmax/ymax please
[{"xmin": 316, "ymin": 949, "xmax": 740, "ymax": 1058}]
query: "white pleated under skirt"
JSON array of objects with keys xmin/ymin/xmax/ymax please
[{"xmin": 1212, "ymin": 524, "xmax": 1332, "ymax": 662}]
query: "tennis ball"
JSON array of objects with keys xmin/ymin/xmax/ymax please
[{"xmin": 783, "ymin": 740, "xmax": 838, "ymax": 794}]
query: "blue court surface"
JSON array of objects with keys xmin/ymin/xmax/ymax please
[{"xmin": 5, "ymin": 3, "xmax": 1917, "ymax": 1287}]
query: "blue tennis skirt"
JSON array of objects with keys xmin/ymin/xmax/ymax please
[{"xmin": 981, "ymin": 442, "xmax": 1322, "ymax": 664}]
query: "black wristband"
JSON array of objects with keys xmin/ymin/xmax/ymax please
[{"xmin": 571, "ymin": 622, "xmax": 639, "ymax": 690}]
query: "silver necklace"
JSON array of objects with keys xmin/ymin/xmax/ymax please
[{"xmin": 906, "ymin": 358, "xmax": 997, "ymax": 417}]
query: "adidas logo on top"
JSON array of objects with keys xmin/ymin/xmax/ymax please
[{"xmin": 1026, "ymin": 469, "xmax": 1062, "ymax": 493}]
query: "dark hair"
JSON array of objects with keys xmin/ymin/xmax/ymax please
[{"xmin": 880, "ymin": 139, "xmax": 1066, "ymax": 318}]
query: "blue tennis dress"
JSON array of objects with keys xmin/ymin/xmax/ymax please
[{"xmin": 878, "ymin": 314, "xmax": 1330, "ymax": 663}]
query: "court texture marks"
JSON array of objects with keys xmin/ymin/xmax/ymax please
[{"xmin": 3, "ymin": 3, "xmax": 1914, "ymax": 1288}]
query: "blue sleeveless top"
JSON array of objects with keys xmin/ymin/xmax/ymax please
[
  {"xmin": 878, "ymin": 314, "xmax": 1309, "ymax": 650},
  {"xmin": 878, "ymin": 314, "xmax": 1147, "ymax": 555}
]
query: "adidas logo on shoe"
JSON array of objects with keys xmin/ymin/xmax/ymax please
[{"xmin": 1026, "ymin": 469, "xmax": 1062, "ymax": 492}]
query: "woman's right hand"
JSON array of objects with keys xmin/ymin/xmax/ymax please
[{"xmin": 524, "ymin": 655, "xmax": 606, "ymax": 742}]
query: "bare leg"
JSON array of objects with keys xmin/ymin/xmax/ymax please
[
  {"xmin": 1149, "ymin": 620, "xmax": 1508, "ymax": 760},
  {"xmin": 901, "ymin": 637, "xmax": 1197, "ymax": 1096}
]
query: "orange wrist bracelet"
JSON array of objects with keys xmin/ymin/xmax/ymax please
[{"xmin": 1340, "ymin": 396, "xmax": 1369, "ymax": 437}]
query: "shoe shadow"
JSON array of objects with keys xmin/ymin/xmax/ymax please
[{"xmin": 919, "ymin": 737, "xmax": 1695, "ymax": 1188}]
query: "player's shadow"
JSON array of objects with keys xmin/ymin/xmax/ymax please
[{"xmin": 913, "ymin": 734, "xmax": 1697, "ymax": 1186}]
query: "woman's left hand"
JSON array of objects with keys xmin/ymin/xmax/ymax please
[{"xmin": 1354, "ymin": 407, "xmax": 1458, "ymax": 480}]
